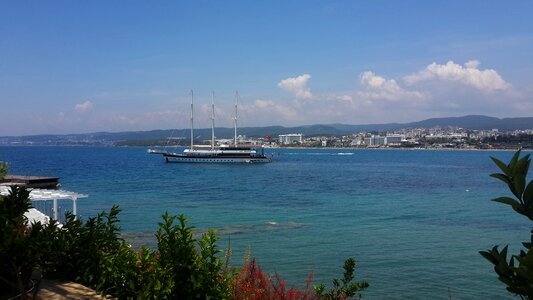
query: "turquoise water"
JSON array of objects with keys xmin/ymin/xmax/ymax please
[{"xmin": 1, "ymin": 146, "xmax": 531, "ymax": 299}]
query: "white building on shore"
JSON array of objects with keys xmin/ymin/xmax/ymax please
[
  {"xmin": 364, "ymin": 134, "xmax": 405, "ymax": 146},
  {"xmin": 364, "ymin": 135, "xmax": 386, "ymax": 146},
  {"xmin": 279, "ymin": 134, "xmax": 303, "ymax": 145}
]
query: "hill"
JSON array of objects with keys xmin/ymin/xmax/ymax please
[{"xmin": 1, "ymin": 115, "xmax": 532, "ymax": 146}]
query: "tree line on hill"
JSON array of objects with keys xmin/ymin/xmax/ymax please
[{"xmin": 2, "ymin": 115, "xmax": 533, "ymax": 146}]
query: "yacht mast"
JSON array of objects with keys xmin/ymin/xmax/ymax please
[
  {"xmin": 211, "ymin": 91, "xmax": 215, "ymax": 150},
  {"xmin": 190, "ymin": 90, "xmax": 194, "ymax": 150},
  {"xmin": 234, "ymin": 91, "xmax": 238, "ymax": 147}
]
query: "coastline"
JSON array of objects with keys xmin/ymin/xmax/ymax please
[
  {"xmin": 270, "ymin": 146, "xmax": 527, "ymax": 152},
  {"xmin": 0, "ymin": 144, "xmax": 529, "ymax": 152}
]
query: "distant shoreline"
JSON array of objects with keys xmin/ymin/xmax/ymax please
[
  {"xmin": 270, "ymin": 146, "xmax": 527, "ymax": 152},
  {"xmin": 0, "ymin": 144, "xmax": 530, "ymax": 152},
  {"xmin": 146, "ymin": 145, "xmax": 529, "ymax": 152}
]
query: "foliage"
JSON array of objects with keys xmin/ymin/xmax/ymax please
[
  {"xmin": 231, "ymin": 258, "xmax": 271, "ymax": 299},
  {"xmin": 230, "ymin": 256, "xmax": 368, "ymax": 300},
  {"xmin": 0, "ymin": 189, "xmax": 229, "ymax": 299},
  {"xmin": 33, "ymin": 205, "xmax": 139, "ymax": 298},
  {"xmin": 0, "ymin": 161, "xmax": 8, "ymax": 179},
  {"xmin": 483, "ymin": 134, "xmax": 533, "ymax": 150},
  {"xmin": 0, "ymin": 185, "xmax": 38, "ymax": 299},
  {"xmin": 480, "ymin": 150, "xmax": 533, "ymax": 299},
  {"xmin": 1, "ymin": 185, "xmax": 368, "ymax": 299},
  {"xmin": 230, "ymin": 257, "xmax": 316, "ymax": 300},
  {"xmin": 314, "ymin": 258, "xmax": 369, "ymax": 299},
  {"xmin": 37, "ymin": 209, "xmax": 230, "ymax": 299},
  {"xmin": 156, "ymin": 213, "xmax": 228, "ymax": 299}
]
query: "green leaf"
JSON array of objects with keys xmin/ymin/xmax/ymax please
[
  {"xmin": 480, "ymin": 250, "xmax": 499, "ymax": 265},
  {"xmin": 490, "ymin": 173, "xmax": 511, "ymax": 185},
  {"xmin": 512, "ymin": 157, "xmax": 529, "ymax": 196},
  {"xmin": 500, "ymin": 245, "xmax": 508, "ymax": 258},
  {"xmin": 492, "ymin": 197, "xmax": 522, "ymax": 210},
  {"xmin": 523, "ymin": 180, "xmax": 533, "ymax": 206},
  {"xmin": 509, "ymin": 150, "xmax": 521, "ymax": 168},
  {"xmin": 491, "ymin": 156, "xmax": 512, "ymax": 176}
]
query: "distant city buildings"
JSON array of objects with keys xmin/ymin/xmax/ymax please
[
  {"xmin": 279, "ymin": 133, "xmax": 303, "ymax": 145},
  {"xmin": 1, "ymin": 126, "xmax": 532, "ymax": 149},
  {"xmin": 385, "ymin": 134, "xmax": 404, "ymax": 145},
  {"xmin": 363, "ymin": 134, "xmax": 405, "ymax": 146},
  {"xmin": 364, "ymin": 136, "xmax": 385, "ymax": 146}
]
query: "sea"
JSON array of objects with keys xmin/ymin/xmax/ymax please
[{"xmin": 1, "ymin": 146, "xmax": 531, "ymax": 299}]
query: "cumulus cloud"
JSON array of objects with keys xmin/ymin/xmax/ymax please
[
  {"xmin": 358, "ymin": 71, "xmax": 424, "ymax": 101},
  {"xmin": 42, "ymin": 60, "xmax": 519, "ymax": 134},
  {"xmin": 336, "ymin": 95, "xmax": 353, "ymax": 103},
  {"xmin": 278, "ymin": 74, "xmax": 313, "ymax": 99},
  {"xmin": 75, "ymin": 100, "xmax": 94, "ymax": 113},
  {"xmin": 404, "ymin": 60, "xmax": 511, "ymax": 92},
  {"xmin": 251, "ymin": 99, "xmax": 299, "ymax": 119},
  {"xmin": 464, "ymin": 60, "xmax": 480, "ymax": 69}
]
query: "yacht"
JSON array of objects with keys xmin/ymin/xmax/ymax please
[{"xmin": 148, "ymin": 91, "xmax": 272, "ymax": 164}]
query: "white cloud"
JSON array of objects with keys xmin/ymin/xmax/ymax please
[
  {"xmin": 358, "ymin": 71, "xmax": 424, "ymax": 101},
  {"xmin": 254, "ymin": 99, "xmax": 276, "ymax": 109},
  {"xmin": 251, "ymin": 99, "xmax": 299, "ymax": 119},
  {"xmin": 278, "ymin": 74, "xmax": 313, "ymax": 99},
  {"xmin": 337, "ymin": 95, "xmax": 353, "ymax": 103},
  {"xmin": 16, "ymin": 59, "xmax": 519, "ymax": 135},
  {"xmin": 464, "ymin": 60, "xmax": 480, "ymax": 69},
  {"xmin": 404, "ymin": 60, "xmax": 511, "ymax": 92},
  {"xmin": 75, "ymin": 100, "xmax": 94, "ymax": 113}
]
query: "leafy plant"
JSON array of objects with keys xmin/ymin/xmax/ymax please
[
  {"xmin": 231, "ymin": 258, "xmax": 272, "ymax": 299},
  {"xmin": 0, "ymin": 185, "xmax": 40, "ymax": 300},
  {"xmin": 132, "ymin": 247, "xmax": 173, "ymax": 298},
  {"xmin": 198, "ymin": 229, "xmax": 230, "ymax": 298},
  {"xmin": 1, "ymin": 185, "xmax": 369, "ymax": 299},
  {"xmin": 35, "ymin": 205, "xmax": 141, "ymax": 298},
  {"xmin": 230, "ymin": 256, "xmax": 367, "ymax": 300},
  {"xmin": 0, "ymin": 161, "xmax": 8, "ymax": 180},
  {"xmin": 314, "ymin": 258, "xmax": 369, "ymax": 299},
  {"xmin": 156, "ymin": 213, "xmax": 230, "ymax": 299},
  {"xmin": 480, "ymin": 150, "xmax": 533, "ymax": 299}
]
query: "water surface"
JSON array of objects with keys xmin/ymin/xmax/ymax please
[{"xmin": 1, "ymin": 146, "xmax": 530, "ymax": 299}]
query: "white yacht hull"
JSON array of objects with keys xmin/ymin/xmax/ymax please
[{"xmin": 164, "ymin": 154, "xmax": 271, "ymax": 164}]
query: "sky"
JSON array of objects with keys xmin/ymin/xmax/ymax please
[{"xmin": 1, "ymin": 1, "xmax": 532, "ymax": 136}]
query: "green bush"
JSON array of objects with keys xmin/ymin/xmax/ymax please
[
  {"xmin": 0, "ymin": 185, "xmax": 39, "ymax": 299},
  {"xmin": 40, "ymin": 209, "xmax": 230, "ymax": 299},
  {"xmin": 34, "ymin": 205, "xmax": 138, "ymax": 298},
  {"xmin": 480, "ymin": 150, "xmax": 533, "ymax": 298},
  {"xmin": 156, "ymin": 213, "xmax": 229, "ymax": 299},
  {"xmin": 1, "ymin": 185, "xmax": 368, "ymax": 299},
  {"xmin": 314, "ymin": 258, "xmax": 369, "ymax": 299}
]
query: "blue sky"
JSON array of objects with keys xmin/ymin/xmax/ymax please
[{"xmin": 1, "ymin": 1, "xmax": 532, "ymax": 135}]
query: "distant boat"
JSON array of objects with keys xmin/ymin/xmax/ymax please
[{"xmin": 148, "ymin": 91, "xmax": 272, "ymax": 164}]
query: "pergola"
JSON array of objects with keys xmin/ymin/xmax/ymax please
[{"xmin": 0, "ymin": 185, "xmax": 88, "ymax": 221}]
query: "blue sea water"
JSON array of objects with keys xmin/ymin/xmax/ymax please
[{"xmin": 1, "ymin": 146, "xmax": 531, "ymax": 299}]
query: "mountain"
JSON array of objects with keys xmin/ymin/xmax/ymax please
[
  {"xmin": 326, "ymin": 115, "xmax": 533, "ymax": 132},
  {"xmin": 401, "ymin": 115, "xmax": 501, "ymax": 130},
  {"xmin": 1, "ymin": 115, "xmax": 532, "ymax": 145}
]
